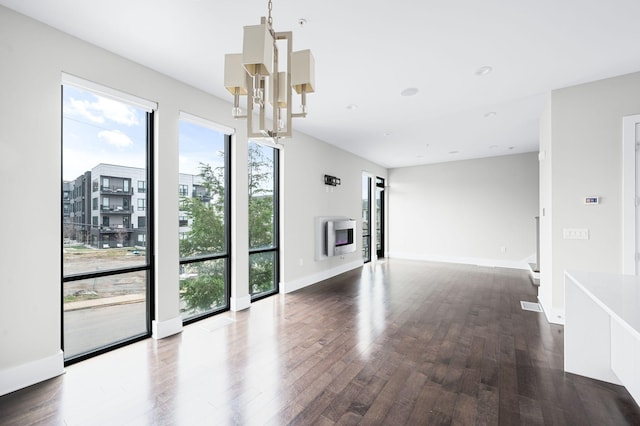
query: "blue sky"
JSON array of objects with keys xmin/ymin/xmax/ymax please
[
  {"xmin": 63, "ymin": 85, "xmax": 226, "ymax": 181},
  {"xmin": 62, "ymin": 85, "xmax": 146, "ymax": 181},
  {"xmin": 178, "ymin": 121, "xmax": 225, "ymax": 176}
]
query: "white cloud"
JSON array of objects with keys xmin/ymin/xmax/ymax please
[
  {"xmin": 63, "ymin": 145, "xmax": 145, "ymax": 181},
  {"xmin": 95, "ymin": 96, "xmax": 139, "ymax": 126},
  {"xmin": 65, "ymin": 95, "xmax": 139, "ymax": 126},
  {"xmin": 67, "ymin": 98, "xmax": 104, "ymax": 124},
  {"xmin": 98, "ymin": 130, "xmax": 133, "ymax": 148}
]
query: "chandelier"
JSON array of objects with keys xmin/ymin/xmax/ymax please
[{"xmin": 224, "ymin": 0, "xmax": 315, "ymax": 140}]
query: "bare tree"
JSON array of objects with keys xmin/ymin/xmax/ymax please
[
  {"xmin": 63, "ymin": 222, "xmax": 76, "ymax": 242},
  {"xmin": 114, "ymin": 227, "xmax": 128, "ymax": 248}
]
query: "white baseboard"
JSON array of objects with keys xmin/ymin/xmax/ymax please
[
  {"xmin": 230, "ymin": 294, "xmax": 251, "ymax": 311},
  {"xmin": 152, "ymin": 316, "xmax": 183, "ymax": 340},
  {"xmin": 388, "ymin": 252, "xmax": 531, "ymax": 270},
  {"xmin": 538, "ymin": 296, "xmax": 565, "ymax": 325},
  {"xmin": 0, "ymin": 350, "xmax": 65, "ymax": 396},
  {"xmin": 281, "ymin": 260, "xmax": 363, "ymax": 293}
]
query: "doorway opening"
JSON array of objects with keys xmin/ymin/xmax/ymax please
[
  {"xmin": 362, "ymin": 174, "xmax": 372, "ymax": 263},
  {"xmin": 376, "ymin": 177, "xmax": 385, "ymax": 259}
]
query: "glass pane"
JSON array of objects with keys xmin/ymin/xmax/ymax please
[
  {"xmin": 62, "ymin": 85, "xmax": 148, "ymax": 275},
  {"xmin": 178, "ymin": 121, "xmax": 227, "ymax": 259},
  {"xmin": 376, "ymin": 189, "xmax": 383, "ymax": 252},
  {"xmin": 248, "ymin": 142, "xmax": 276, "ymax": 249},
  {"xmin": 376, "ymin": 177, "xmax": 385, "ymax": 257},
  {"xmin": 63, "ymin": 271, "xmax": 147, "ymax": 358},
  {"xmin": 362, "ymin": 175, "xmax": 371, "ymax": 262},
  {"xmin": 180, "ymin": 259, "xmax": 228, "ymax": 320},
  {"xmin": 250, "ymin": 251, "xmax": 276, "ymax": 296}
]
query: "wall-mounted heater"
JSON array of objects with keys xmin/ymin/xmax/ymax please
[
  {"xmin": 326, "ymin": 219, "xmax": 356, "ymax": 256},
  {"xmin": 314, "ymin": 216, "xmax": 357, "ymax": 260}
]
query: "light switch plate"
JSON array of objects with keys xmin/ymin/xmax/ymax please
[
  {"xmin": 563, "ymin": 228, "xmax": 589, "ymax": 240},
  {"xmin": 584, "ymin": 196, "xmax": 599, "ymax": 204}
]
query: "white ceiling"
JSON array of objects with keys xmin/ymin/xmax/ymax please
[{"xmin": 3, "ymin": 0, "xmax": 640, "ymax": 168}]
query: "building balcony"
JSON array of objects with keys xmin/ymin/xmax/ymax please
[
  {"xmin": 100, "ymin": 206, "xmax": 132, "ymax": 214},
  {"xmin": 100, "ymin": 186, "xmax": 133, "ymax": 195},
  {"xmin": 95, "ymin": 225, "xmax": 135, "ymax": 234}
]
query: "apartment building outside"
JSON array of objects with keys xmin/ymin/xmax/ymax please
[{"xmin": 64, "ymin": 163, "xmax": 203, "ymax": 250}]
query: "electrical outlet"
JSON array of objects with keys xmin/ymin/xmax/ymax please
[{"xmin": 563, "ymin": 228, "xmax": 589, "ymax": 240}]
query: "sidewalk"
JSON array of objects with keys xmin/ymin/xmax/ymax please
[{"xmin": 64, "ymin": 293, "xmax": 145, "ymax": 311}]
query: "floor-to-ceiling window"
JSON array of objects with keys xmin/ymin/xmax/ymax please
[
  {"xmin": 376, "ymin": 177, "xmax": 385, "ymax": 259},
  {"xmin": 362, "ymin": 174, "xmax": 372, "ymax": 263},
  {"xmin": 61, "ymin": 78, "xmax": 155, "ymax": 363},
  {"xmin": 248, "ymin": 141, "xmax": 279, "ymax": 300},
  {"xmin": 178, "ymin": 115, "xmax": 231, "ymax": 322}
]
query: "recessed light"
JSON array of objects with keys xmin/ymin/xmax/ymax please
[
  {"xmin": 489, "ymin": 145, "xmax": 499, "ymax": 149},
  {"xmin": 400, "ymin": 87, "xmax": 419, "ymax": 97},
  {"xmin": 475, "ymin": 66, "xmax": 493, "ymax": 76},
  {"xmin": 383, "ymin": 132, "xmax": 392, "ymax": 137},
  {"xmin": 484, "ymin": 111, "xmax": 497, "ymax": 118},
  {"xmin": 508, "ymin": 146, "xmax": 515, "ymax": 150},
  {"xmin": 346, "ymin": 104, "xmax": 358, "ymax": 110},
  {"xmin": 449, "ymin": 150, "xmax": 459, "ymax": 155}
]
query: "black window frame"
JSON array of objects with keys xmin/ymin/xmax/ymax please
[
  {"xmin": 249, "ymin": 142, "xmax": 280, "ymax": 302},
  {"xmin": 376, "ymin": 176, "xmax": 385, "ymax": 259},
  {"xmin": 61, "ymin": 84, "xmax": 155, "ymax": 366},
  {"xmin": 362, "ymin": 175, "xmax": 372, "ymax": 263},
  {"xmin": 179, "ymin": 132, "xmax": 232, "ymax": 325}
]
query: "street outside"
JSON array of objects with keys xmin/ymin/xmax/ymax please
[
  {"xmin": 63, "ymin": 244, "xmax": 148, "ymax": 358},
  {"xmin": 64, "ymin": 301, "xmax": 146, "ymax": 357}
]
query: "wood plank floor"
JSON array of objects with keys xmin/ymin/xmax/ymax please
[{"xmin": 2, "ymin": 260, "xmax": 639, "ymax": 425}]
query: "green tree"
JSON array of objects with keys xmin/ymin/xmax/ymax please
[
  {"xmin": 248, "ymin": 143, "xmax": 276, "ymax": 295},
  {"xmin": 179, "ymin": 260, "xmax": 226, "ymax": 313},
  {"xmin": 179, "ymin": 162, "xmax": 225, "ymax": 259},
  {"xmin": 248, "ymin": 143, "xmax": 274, "ymax": 247},
  {"xmin": 179, "ymin": 161, "xmax": 227, "ymax": 315},
  {"xmin": 179, "ymin": 144, "xmax": 277, "ymax": 311}
]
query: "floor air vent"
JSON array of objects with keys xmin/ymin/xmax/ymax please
[{"xmin": 520, "ymin": 301, "xmax": 543, "ymax": 312}]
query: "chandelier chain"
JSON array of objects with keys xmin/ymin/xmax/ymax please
[{"xmin": 267, "ymin": 0, "xmax": 273, "ymax": 27}]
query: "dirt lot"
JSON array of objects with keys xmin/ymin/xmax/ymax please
[{"xmin": 63, "ymin": 247, "xmax": 148, "ymax": 299}]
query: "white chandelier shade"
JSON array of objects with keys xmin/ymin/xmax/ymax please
[
  {"xmin": 223, "ymin": 54, "xmax": 248, "ymax": 96},
  {"xmin": 291, "ymin": 49, "xmax": 315, "ymax": 95},
  {"xmin": 242, "ymin": 23, "xmax": 274, "ymax": 77}
]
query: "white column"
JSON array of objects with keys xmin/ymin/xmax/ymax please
[
  {"xmin": 153, "ymin": 109, "xmax": 183, "ymax": 339},
  {"xmin": 230, "ymin": 133, "xmax": 251, "ymax": 311}
]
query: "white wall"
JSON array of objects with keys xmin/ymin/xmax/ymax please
[
  {"xmin": 280, "ymin": 138, "xmax": 386, "ymax": 292},
  {"xmin": 0, "ymin": 5, "xmax": 386, "ymax": 395},
  {"xmin": 539, "ymin": 71, "xmax": 640, "ymax": 323},
  {"xmin": 388, "ymin": 153, "xmax": 539, "ymax": 269}
]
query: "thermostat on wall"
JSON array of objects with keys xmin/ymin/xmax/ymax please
[{"xmin": 584, "ymin": 196, "xmax": 599, "ymax": 204}]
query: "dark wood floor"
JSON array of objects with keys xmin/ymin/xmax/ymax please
[{"xmin": 2, "ymin": 260, "xmax": 639, "ymax": 425}]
